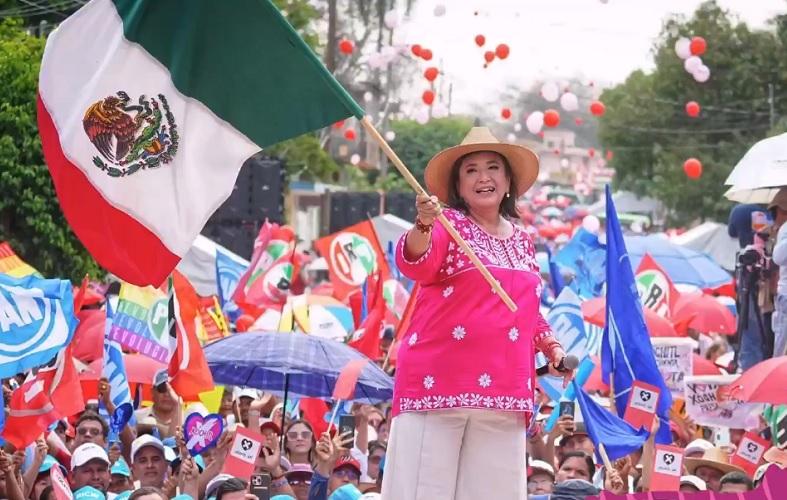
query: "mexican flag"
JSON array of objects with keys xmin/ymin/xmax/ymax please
[{"xmin": 38, "ymin": 0, "xmax": 364, "ymax": 287}]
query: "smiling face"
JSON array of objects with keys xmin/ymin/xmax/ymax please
[
  {"xmin": 454, "ymin": 151, "xmax": 511, "ymax": 214},
  {"xmin": 131, "ymin": 447, "xmax": 167, "ymax": 488}
]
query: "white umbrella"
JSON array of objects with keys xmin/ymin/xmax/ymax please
[
  {"xmin": 724, "ymin": 186, "xmax": 780, "ymax": 204},
  {"xmin": 724, "ymin": 132, "xmax": 787, "ymax": 191}
]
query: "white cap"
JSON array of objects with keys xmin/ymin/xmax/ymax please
[
  {"xmin": 130, "ymin": 435, "xmax": 165, "ymax": 463},
  {"xmin": 529, "ymin": 459, "xmax": 555, "ymax": 477},
  {"xmin": 754, "ymin": 462, "xmax": 775, "ymax": 484},
  {"xmin": 685, "ymin": 439, "xmax": 714, "ymax": 456},
  {"xmin": 680, "ymin": 475, "xmax": 707, "ymax": 491},
  {"xmin": 232, "ymin": 386, "xmax": 260, "ymax": 401},
  {"xmin": 206, "ymin": 473, "xmax": 234, "ymax": 498},
  {"xmin": 72, "ymin": 443, "xmax": 110, "ymax": 471}
]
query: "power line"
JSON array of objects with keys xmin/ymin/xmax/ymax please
[{"xmin": 604, "ymin": 123, "xmax": 772, "ymax": 134}]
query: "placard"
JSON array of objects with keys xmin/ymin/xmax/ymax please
[
  {"xmin": 684, "ymin": 375, "xmax": 762, "ymax": 428},
  {"xmin": 222, "ymin": 426, "xmax": 263, "ymax": 481},
  {"xmin": 732, "ymin": 432, "xmax": 770, "ymax": 476},
  {"xmin": 651, "ymin": 338, "xmax": 694, "ymax": 397},
  {"xmin": 624, "ymin": 381, "xmax": 660, "ymax": 431},
  {"xmin": 650, "ymin": 444, "xmax": 684, "ymax": 492}
]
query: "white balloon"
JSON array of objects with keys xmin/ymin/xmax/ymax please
[
  {"xmin": 432, "ymin": 104, "xmax": 449, "ymax": 119},
  {"xmin": 380, "ymin": 45, "xmax": 398, "ymax": 62},
  {"xmin": 384, "ymin": 130, "xmax": 396, "ymax": 141},
  {"xmin": 693, "ymin": 65, "xmax": 711, "ymax": 83},
  {"xmin": 541, "ymin": 82, "xmax": 560, "ymax": 102},
  {"xmin": 433, "ymin": 4, "xmax": 446, "ymax": 16},
  {"xmin": 383, "ymin": 10, "xmax": 399, "ymax": 29},
  {"xmin": 506, "ymin": 133, "xmax": 517, "ymax": 142},
  {"xmin": 514, "ymin": 123, "xmax": 522, "ymax": 132},
  {"xmin": 367, "ymin": 53, "xmax": 384, "ymax": 69},
  {"xmin": 684, "ymin": 56, "xmax": 702, "ymax": 74},
  {"xmin": 350, "ymin": 154, "xmax": 361, "ymax": 165},
  {"xmin": 363, "ymin": 91, "xmax": 373, "ymax": 103},
  {"xmin": 526, "ymin": 111, "xmax": 544, "ymax": 134},
  {"xmin": 674, "ymin": 37, "xmax": 692, "ymax": 59},
  {"xmin": 582, "ymin": 215, "xmax": 600, "ymax": 234},
  {"xmin": 414, "ymin": 108, "xmax": 430, "ymax": 125},
  {"xmin": 560, "ymin": 158, "xmax": 569, "ymax": 168},
  {"xmin": 560, "ymin": 92, "xmax": 579, "ymax": 112}
]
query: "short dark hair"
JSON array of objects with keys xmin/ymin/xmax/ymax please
[
  {"xmin": 128, "ymin": 487, "xmax": 167, "ymax": 500},
  {"xmin": 559, "ymin": 451, "xmax": 594, "ymax": 478},
  {"xmin": 720, "ymin": 471, "xmax": 753, "ymax": 490},
  {"xmin": 38, "ymin": 485, "xmax": 56, "ymax": 500},
  {"xmin": 75, "ymin": 411, "xmax": 109, "ymax": 438},
  {"xmin": 369, "ymin": 440, "xmax": 387, "ymax": 456},
  {"xmin": 447, "ymin": 151, "xmax": 519, "ymax": 219},
  {"xmin": 216, "ymin": 478, "xmax": 248, "ymax": 500}
]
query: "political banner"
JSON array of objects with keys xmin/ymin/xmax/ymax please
[
  {"xmin": 0, "ymin": 242, "xmax": 40, "ymax": 278},
  {"xmin": 650, "ymin": 445, "xmax": 684, "ymax": 492},
  {"xmin": 539, "ymin": 288, "xmax": 589, "ymax": 401},
  {"xmin": 732, "ymin": 431, "xmax": 769, "ymax": 476},
  {"xmin": 314, "ymin": 220, "xmax": 390, "ymax": 300},
  {"xmin": 624, "ymin": 381, "xmax": 660, "ymax": 432},
  {"xmin": 652, "ymin": 338, "xmax": 694, "ymax": 398},
  {"xmin": 215, "ymin": 248, "xmax": 245, "ymax": 320},
  {"xmin": 0, "ymin": 273, "xmax": 77, "ymax": 378},
  {"xmin": 684, "ymin": 375, "xmax": 762, "ymax": 428},
  {"xmin": 108, "ymin": 282, "xmax": 171, "ymax": 363},
  {"xmin": 636, "ymin": 253, "xmax": 679, "ymax": 318},
  {"xmin": 233, "ymin": 221, "xmax": 298, "ymax": 307}
]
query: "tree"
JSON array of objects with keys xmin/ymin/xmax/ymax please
[
  {"xmin": 598, "ymin": 1, "xmax": 787, "ymax": 225},
  {"xmin": 0, "ymin": 19, "xmax": 101, "ymax": 281}
]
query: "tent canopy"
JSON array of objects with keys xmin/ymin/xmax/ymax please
[{"xmin": 671, "ymin": 222, "xmax": 737, "ymax": 272}]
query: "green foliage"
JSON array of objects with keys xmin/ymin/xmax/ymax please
[
  {"xmin": 0, "ymin": 19, "xmax": 101, "ymax": 281},
  {"xmin": 384, "ymin": 116, "xmax": 474, "ymax": 189},
  {"xmin": 267, "ymin": 133, "xmax": 341, "ymax": 182},
  {"xmin": 271, "ymin": 0, "xmax": 320, "ymax": 49},
  {"xmin": 599, "ymin": 1, "xmax": 787, "ymax": 225}
]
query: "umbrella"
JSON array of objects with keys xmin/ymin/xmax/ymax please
[
  {"xmin": 674, "ymin": 294, "xmax": 736, "ymax": 335},
  {"xmin": 724, "ymin": 186, "xmax": 779, "ymax": 204},
  {"xmin": 582, "ymin": 297, "xmax": 678, "ymax": 337},
  {"xmin": 624, "ymin": 235, "xmax": 731, "ymax": 289},
  {"xmin": 692, "ymin": 354, "xmax": 723, "ymax": 376},
  {"xmin": 725, "ymin": 132, "xmax": 787, "ymax": 192},
  {"xmin": 81, "ymin": 354, "xmax": 166, "ymax": 385},
  {"xmin": 203, "ymin": 331, "xmax": 393, "ymax": 404},
  {"xmin": 717, "ymin": 356, "xmax": 787, "ymax": 405}
]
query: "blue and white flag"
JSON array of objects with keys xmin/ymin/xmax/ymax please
[
  {"xmin": 102, "ymin": 302, "xmax": 132, "ymax": 411},
  {"xmin": 215, "ymin": 249, "xmax": 245, "ymax": 320},
  {"xmin": 601, "ymin": 185, "xmax": 672, "ymax": 444},
  {"xmin": 553, "ymin": 228, "xmax": 606, "ymax": 299},
  {"xmin": 0, "ymin": 273, "xmax": 77, "ymax": 378}
]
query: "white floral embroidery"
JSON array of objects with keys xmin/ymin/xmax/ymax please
[
  {"xmin": 508, "ymin": 327, "xmax": 520, "ymax": 342},
  {"xmin": 442, "ymin": 286, "xmax": 454, "ymax": 298},
  {"xmin": 446, "ymin": 266, "xmax": 455, "ymax": 274},
  {"xmin": 399, "ymin": 394, "xmax": 534, "ymax": 413},
  {"xmin": 452, "ymin": 326, "xmax": 466, "ymax": 340},
  {"xmin": 446, "ymin": 254, "xmax": 454, "ymax": 263},
  {"xmin": 483, "ymin": 396, "xmax": 495, "ymax": 408},
  {"xmin": 423, "ymin": 375, "xmax": 435, "ymax": 390},
  {"xmin": 408, "ymin": 332, "xmax": 418, "ymax": 346},
  {"xmin": 478, "ymin": 373, "xmax": 492, "ymax": 388},
  {"xmin": 535, "ymin": 282, "xmax": 543, "ymax": 299}
]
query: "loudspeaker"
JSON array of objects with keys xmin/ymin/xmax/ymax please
[
  {"xmin": 328, "ymin": 192, "xmax": 381, "ymax": 233},
  {"xmin": 208, "ymin": 153, "xmax": 286, "ymax": 224},
  {"xmin": 384, "ymin": 192, "xmax": 416, "ymax": 222},
  {"xmin": 201, "ymin": 222, "xmax": 259, "ymax": 260}
]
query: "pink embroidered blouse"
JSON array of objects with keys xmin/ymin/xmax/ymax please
[{"xmin": 392, "ymin": 208, "xmax": 563, "ymax": 418}]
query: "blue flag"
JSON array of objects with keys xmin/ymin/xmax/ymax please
[
  {"xmin": 601, "ymin": 185, "xmax": 672, "ymax": 444},
  {"xmin": 546, "ymin": 246, "xmax": 564, "ymax": 297},
  {"xmin": 0, "ymin": 273, "xmax": 77, "ymax": 378},
  {"xmin": 102, "ymin": 302, "xmax": 132, "ymax": 408},
  {"xmin": 573, "ymin": 380, "xmax": 649, "ymax": 462},
  {"xmin": 553, "ymin": 228, "xmax": 606, "ymax": 299},
  {"xmin": 215, "ymin": 249, "xmax": 245, "ymax": 321}
]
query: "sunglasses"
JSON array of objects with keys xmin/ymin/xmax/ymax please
[
  {"xmin": 287, "ymin": 431, "xmax": 312, "ymax": 440},
  {"xmin": 77, "ymin": 427, "xmax": 103, "ymax": 436},
  {"xmin": 288, "ymin": 479, "xmax": 311, "ymax": 486},
  {"xmin": 333, "ymin": 468, "xmax": 359, "ymax": 480}
]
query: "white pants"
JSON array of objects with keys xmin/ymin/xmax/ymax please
[{"xmin": 381, "ymin": 409, "xmax": 527, "ymax": 500}]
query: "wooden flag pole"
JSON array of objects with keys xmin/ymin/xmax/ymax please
[
  {"xmin": 360, "ymin": 116, "xmax": 517, "ymax": 312},
  {"xmin": 598, "ymin": 443, "xmax": 614, "ymax": 473}
]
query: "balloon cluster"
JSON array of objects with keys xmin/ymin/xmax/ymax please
[
  {"xmin": 474, "ymin": 33, "xmax": 510, "ymax": 68},
  {"xmin": 674, "ymin": 36, "xmax": 710, "ymax": 83}
]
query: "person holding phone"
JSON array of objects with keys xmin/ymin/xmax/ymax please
[{"xmin": 381, "ymin": 128, "xmax": 574, "ymax": 500}]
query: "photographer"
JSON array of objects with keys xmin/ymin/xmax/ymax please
[{"xmin": 770, "ymin": 189, "xmax": 787, "ymax": 357}]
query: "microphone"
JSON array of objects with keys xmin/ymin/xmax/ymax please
[{"xmin": 536, "ymin": 354, "xmax": 579, "ymax": 376}]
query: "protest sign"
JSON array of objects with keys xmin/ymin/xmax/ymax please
[
  {"xmin": 223, "ymin": 426, "xmax": 263, "ymax": 481},
  {"xmin": 732, "ymin": 432, "xmax": 770, "ymax": 476},
  {"xmin": 624, "ymin": 381, "xmax": 660, "ymax": 431},
  {"xmin": 684, "ymin": 375, "xmax": 762, "ymax": 428},
  {"xmin": 652, "ymin": 338, "xmax": 694, "ymax": 398},
  {"xmin": 650, "ymin": 444, "xmax": 684, "ymax": 491},
  {"xmin": 108, "ymin": 283, "xmax": 171, "ymax": 362}
]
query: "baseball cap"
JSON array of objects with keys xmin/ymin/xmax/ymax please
[
  {"xmin": 153, "ymin": 368, "xmax": 169, "ymax": 387},
  {"xmin": 334, "ymin": 455, "xmax": 361, "ymax": 474},
  {"xmin": 131, "ymin": 434, "xmax": 166, "ymax": 463},
  {"xmin": 260, "ymin": 418, "xmax": 281, "ymax": 435},
  {"xmin": 360, "ymin": 495, "xmax": 382, "ymax": 500},
  {"xmin": 38, "ymin": 455, "xmax": 64, "ymax": 474},
  {"xmin": 74, "ymin": 486, "xmax": 106, "ymax": 500},
  {"xmin": 271, "ymin": 496, "xmax": 296, "ymax": 500},
  {"xmin": 685, "ymin": 439, "xmax": 714, "ymax": 457},
  {"xmin": 205, "ymin": 473, "xmax": 234, "ymax": 499},
  {"xmin": 170, "ymin": 455, "xmax": 206, "ymax": 473},
  {"xmin": 328, "ymin": 484, "xmax": 362, "ymax": 500},
  {"xmin": 72, "ymin": 443, "xmax": 110, "ymax": 471},
  {"xmin": 233, "ymin": 386, "xmax": 260, "ymax": 401},
  {"xmin": 754, "ymin": 462, "xmax": 776, "ymax": 485},
  {"xmin": 680, "ymin": 475, "xmax": 707, "ymax": 491},
  {"xmin": 110, "ymin": 458, "xmax": 131, "ymax": 477},
  {"xmin": 286, "ymin": 463, "xmax": 313, "ymax": 478},
  {"xmin": 528, "ymin": 459, "xmax": 555, "ymax": 478},
  {"xmin": 114, "ymin": 492, "xmax": 131, "ymax": 500}
]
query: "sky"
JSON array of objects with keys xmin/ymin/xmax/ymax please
[{"xmin": 395, "ymin": 0, "xmax": 785, "ymax": 113}]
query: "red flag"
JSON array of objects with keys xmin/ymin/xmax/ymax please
[
  {"xmin": 300, "ymin": 398, "xmax": 329, "ymax": 436},
  {"xmin": 233, "ymin": 221, "xmax": 298, "ymax": 307},
  {"xmin": 73, "ymin": 275, "xmax": 88, "ymax": 312},
  {"xmin": 332, "ymin": 359, "xmax": 369, "ymax": 400},
  {"xmin": 636, "ymin": 253, "xmax": 680, "ymax": 318},
  {"xmin": 168, "ymin": 272, "xmax": 214, "ymax": 399},
  {"xmin": 388, "ymin": 283, "xmax": 419, "ymax": 366},
  {"xmin": 4, "ymin": 345, "xmax": 84, "ymax": 449},
  {"xmin": 348, "ymin": 273, "xmax": 385, "ymax": 360}
]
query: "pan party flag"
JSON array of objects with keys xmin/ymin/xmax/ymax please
[{"xmin": 38, "ymin": 0, "xmax": 364, "ymax": 288}]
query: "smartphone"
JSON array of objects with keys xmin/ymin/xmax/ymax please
[
  {"xmin": 559, "ymin": 401, "xmax": 575, "ymax": 418},
  {"xmin": 338, "ymin": 414, "xmax": 356, "ymax": 441},
  {"xmin": 250, "ymin": 473, "xmax": 271, "ymax": 500}
]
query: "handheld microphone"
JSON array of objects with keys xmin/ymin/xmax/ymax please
[{"xmin": 535, "ymin": 354, "xmax": 579, "ymax": 376}]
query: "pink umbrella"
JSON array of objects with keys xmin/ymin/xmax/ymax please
[{"xmin": 717, "ymin": 356, "xmax": 787, "ymax": 405}]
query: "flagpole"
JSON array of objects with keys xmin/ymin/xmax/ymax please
[
  {"xmin": 360, "ymin": 116, "xmax": 517, "ymax": 312},
  {"xmin": 597, "ymin": 443, "xmax": 614, "ymax": 473}
]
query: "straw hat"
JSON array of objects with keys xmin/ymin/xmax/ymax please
[
  {"xmin": 424, "ymin": 127, "xmax": 539, "ymax": 204},
  {"xmin": 684, "ymin": 447, "xmax": 745, "ymax": 476},
  {"xmin": 768, "ymin": 187, "xmax": 787, "ymax": 211}
]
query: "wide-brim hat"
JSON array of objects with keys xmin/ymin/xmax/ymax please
[
  {"xmin": 424, "ymin": 127, "xmax": 539, "ymax": 204},
  {"xmin": 684, "ymin": 447, "xmax": 745, "ymax": 476}
]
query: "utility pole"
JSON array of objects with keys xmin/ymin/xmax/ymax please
[{"xmin": 769, "ymin": 83, "xmax": 776, "ymax": 129}]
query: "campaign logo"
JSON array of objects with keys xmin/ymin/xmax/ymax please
[{"xmin": 328, "ymin": 233, "xmax": 378, "ymax": 286}]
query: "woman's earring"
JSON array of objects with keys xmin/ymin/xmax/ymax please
[{"xmin": 506, "ymin": 192, "xmax": 511, "ymax": 198}]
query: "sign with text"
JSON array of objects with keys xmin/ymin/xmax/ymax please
[
  {"xmin": 624, "ymin": 381, "xmax": 660, "ymax": 431},
  {"xmin": 732, "ymin": 432, "xmax": 770, "ymax": 476},
  {"xmin": 650, "ymin": 444, "xmax": 684, "ymax": 492},
  {"xmin": 684, "ymin": 375, "xmax": 762, "ymax": 428},
  {"xmin": 652, "ymin": 338, "xmax": 694, "ymax": 398},
  {"xmin": 222, "ymin": 426, "xmax": 262, "ymax": 481}
]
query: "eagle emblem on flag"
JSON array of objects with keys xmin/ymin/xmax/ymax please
[{"xmin": 82, "ymin": 91, "xmax": 179, "ymax": 177}]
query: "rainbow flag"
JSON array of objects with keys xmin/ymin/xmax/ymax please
[
  {"xmin": 0, "ymin": 242, "xmax": 39, "ymax": 278},
  {"xmin": 108, "ymin": 282, "xmax": 171, "ymax": 362}
]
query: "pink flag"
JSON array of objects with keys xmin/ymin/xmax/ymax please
[
  {"xmin": 50, "ymin": 462, "xmax": 73, "ymax": 500},
  {"xmin": 332, "ymin": 359, "xmax": 369, "ymax": 401}
]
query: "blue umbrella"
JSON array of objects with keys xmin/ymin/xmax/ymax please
[
  {"xmin": 203, "ymin": 331, "xmax": 393, "ymax": 404},
  {"xmin": 624, "ymin": 235, "xmax": 731, "ymax": 289}
]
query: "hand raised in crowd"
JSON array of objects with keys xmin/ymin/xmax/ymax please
[
  {"xmin": 32, "ymin": 437, "xmax": 48, "ymax": 466},
  {"xmin": 415, "ymin": 193, "xmax": 441, "ymax": 225},
  {"xmin": 550, "ymin": 414, "xmax": 575, "ymax": 439},
  {"xmin": 249, "ymin": 393, "xmax": 273, "ymax": 414},
  {"xmin": 0, "ymin": 450, "xmax": 12, "ymax": 473},
  {"xmin": 108, "ymin": 442, "xmax": 122, "ymax": 465},
  {"xmin": 162, "ymin": 471, "xmax": 180, "ymax": 499},
  {"xmin": 604, "ymin": 467, "xmax": 627, "ymax": 495},
  {"xmin": 260, "ymin": 444, "xmax": 285, "ymax": 477},
  {"xmin": 179, "ymin": 455, "xmax": 200, "ymax": 500},
  {"xmin": 315, "ymin": 432, "xmax": 334, "ymax": 464}
]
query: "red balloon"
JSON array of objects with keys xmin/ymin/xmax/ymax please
[
  {"xmin": 500, "ymin": 107, "xmax": 512, "ymax": 120},
  {"xmin": 553, "ymin": 149, "xmax": 560, "ymax": 155},
  {"xmin": 685, "ymin": 101, "xmax": 701, "ymax": 118},
  {"xmin": 475, "ymin": 34, "xmax": 486, "ymax": 47},
  {"xmin": 422, "ymin": 89, "xmax": 435, "ymax": 106},
  {"xmin": 424, "ymin": 67, "xmax": 439, "ymax": 82},
  {"xmin": 411, "ymin": 44, "xmax": 422, "ymax": 57},
  {"xmin": 590, "ymin": 100, "xmax": 606, "ymax": 116},
  {"xmin": 420, "ymin": 48, "xmax": 433, "ymax": 61},
  {"xmin": 236, "ymin": 314, "xmax": 255, "ymax": 333},
  {"xmin": 484, "ymin": 51, "xmax": 495, "ymax": 63},
  {"xmin": 544, "ymin": 109, "xmax": 560, "ymax": 128},
  {"xmin": 575, "ymin": 117, "xmax": 584, "ymax": 126},
  {"xmin": 690, "ymin": 36, "xmax": 707, "ymax": 56},
  {"xmin": 495, "ymin": 43, "xmax": 510, "ymax": 59},
  {"xmin": 588, "ymin": 148, "xmax": 595, "ymax": 157},
  {"xmin": 606, "ymin": 150, "xmax": 614, "ymax": 161},
  {"xmin": 332, "ymin": 120, "xmax": 345, "ymax": 129},
  {"xmin": 344, "ymin": 129, "xmax": 356, "ymax": 141},
  {"xmin": 338, "ymin": 39, "xmax": 354, "ymax": 55},
  {"xmin": 683, "ymin": 158, "xmax": 702, "ymax": 179},
  {"xmin": 538, "ymin": 131, "xmax": 545, "ymax": 138}
]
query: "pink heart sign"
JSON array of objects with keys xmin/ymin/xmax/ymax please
[{"xmin": 184, "ymin": 413, "xmax": 224, "ymax": 456}]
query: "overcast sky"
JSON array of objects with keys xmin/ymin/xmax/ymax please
[{"xmin": 395, "ymin": 0, "xmax": 785, "ymax": 113}]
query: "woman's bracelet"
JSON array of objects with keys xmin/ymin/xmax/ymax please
[{"xmin": 415, "ymin": 217, "xmax": 434, "ymax": 234}]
